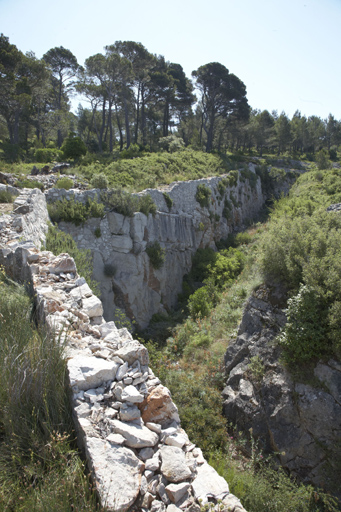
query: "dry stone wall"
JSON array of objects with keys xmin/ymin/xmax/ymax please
[
  {"xmin": 0, "ymin": 188, "xmax": 246, "ymax": 512},
  {"xmin": 46, "ymin": 164, "xmax": 264, "ymax": 328}
]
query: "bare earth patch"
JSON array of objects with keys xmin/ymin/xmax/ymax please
[{"xmin": 0, "ymin": 203, "xmax": 13, "ymax": 215}]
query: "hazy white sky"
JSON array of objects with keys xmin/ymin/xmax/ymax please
[{"xmin": 1, "ymin": 0, "xmax": 340, "ymax": 119}]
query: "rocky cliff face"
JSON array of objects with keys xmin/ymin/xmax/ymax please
[
  {"xmin": 222, "ymin": 286, "xmax": 341, "ymax": 497},
  {"xmin": 46, "ymin": 165, "xmax": 265, "ymax": 328}
]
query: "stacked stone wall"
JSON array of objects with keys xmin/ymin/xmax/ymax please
[{"xmin": 0, "ymin": 189, "xmax": 246, "ymax": 512}]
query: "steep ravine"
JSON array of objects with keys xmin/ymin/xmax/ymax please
[{"xmin": 46, "ymin": 164, "xmax": 272, "ymax": 328}]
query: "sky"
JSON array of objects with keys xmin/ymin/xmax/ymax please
[{"xmin": 1, "ymin": 0, "xmax": 341, "ymax": 120}]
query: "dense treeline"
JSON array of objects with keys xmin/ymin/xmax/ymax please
[{"xmin": 1, "ymin": 33, "xmax": 341, "ymax": 161}]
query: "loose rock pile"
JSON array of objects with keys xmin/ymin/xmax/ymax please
[{"xmin": 0, "ymin": 189, "xmax": 247, "ymax": 511}]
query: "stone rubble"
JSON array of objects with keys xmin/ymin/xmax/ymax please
[{"xmin": 0, "ymin": 188, "xmax": 247, "ymax": 512}]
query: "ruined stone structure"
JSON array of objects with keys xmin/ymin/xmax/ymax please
[{"xmin": 0, "ymin": 189, "xmax": 246, "ymax": 512}]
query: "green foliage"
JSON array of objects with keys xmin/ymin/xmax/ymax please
[
  {"xmin": 260, "ymin": 168, "xmax": 341, "ymax": 360},
  {"xmin": 269, "ymin": 166, "xmax": 286, "ymax": 181},
  {"xmin": 139, "ymin": 194, "xmax": 157, "ymax": 216},
  {"xmin": 118, "ymin": 143, "xmax": 141, "ymax": 159},
  {"xmin": 195, "ymin": 183, "xmax": 211, "ymax": 207},
  {"xmin": 61, "ymin": 134, "xmax": 87, "ymax": 160},
  {"xmin": 248, "ymin": 355, "xmax": 265, "ymax": 382},
  {"xmin": 45, "ymin": 223, "xmax": 100, "ymax": 295},
  {"xmin": 278, "ymin": 285, "xmax": 327, "ymax": 364},
  {"xmin": 163, "ymin": 192, "xmax": 173, "ymax": 210},
  {"xmin": 316, "ymin": 149, "xmax": 332, "ymax": 170},
  {"xmin": 14, "ymin": 178, "xmax": 44, "ymax": 191},
  {"xmin": 0, "ymin": 189, "xmax": 14, "ymax": 203},
  {"xmin": 94, "ymin": 227, "xmax": 101, "ymax": 238},
  {"xmin": 211, "ymin": 454, "xmax": 339, "ymax": 512},
  {"xmin": 158, "ymin": 134, "xmax": 185, "ymax": 153},
  {"xmin": 240, "ymin": 167, "xmax": 258, "ymax": 188},
  {"xmin": 48, "ymin": 196, "xmax": 104, "ymax": 226},
  {"xmin": 0, "ymin": 271, "xmax": 99, "ymax": 511},
  {"xmin": 56, "ymin": 177, "xmax": 74, "ymax": 190},
  {"xmin": 206, "ymin": 248, "xmax": 245, "ymax": 289},
  {"xmin": 188, "ymin": 286, "xmax": 214, "ymax": 320},
  {"xmin": 34, "ymin": 148, "xmax": 63, "ymax": 163},
  {"xmin": 102, "ymin": 188, "xmax": 139, "ymax": 217},
  {"xmin": 90, "ymin": 173, "xmax": 108, "ymax": 189},
  {"xmin": 222, "ymin": 198, "xmax": 232, "ymax": 220},
  {"xmin": 146, "ymin": 241, "xmax": 165, "ymax": 270}
]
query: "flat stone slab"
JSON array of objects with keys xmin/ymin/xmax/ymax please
[
  {"xmin": 68, "ymin": 355, "xmax": 119, "ymax": 391},
  {"xmin": 160, "ymin": 446, "xmax": 192, "ymax": 483},
  {"xmin": 191, "ymin": 462, "xmax": 229, "ymax": 503},
  {"xmin": 111, "ymin": 419, "xmax": 159, "ymax": 448},
  {"xmin": 85, "ymin": 437, "xmax": 144, "ymax": 512}
]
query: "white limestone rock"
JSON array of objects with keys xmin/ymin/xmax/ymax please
[
  {"xmin": 82, "ymin": 295, "xmax": 104, "ymax": 318},
  {"xmin": 85, "ymin": 437, "xmax": 144, "ymax": 512},
  {"xmin": 121, "ymin": 385, "xmax": 145, "ymax": 403},
  {"xmin": 111, "ymin": 419, "xmax": 159, "ymax": 448},
  {"xmin": 165, "ymin": 482, "xmax": 190, "ymax": 504},
  {"xmin": 68, "ymin": 356, "xmax": 119, "ymax": 391},
  {"xmin": 191, "ymin": 462, "xmax": 229, "ymax": 504},
  {"xmin": 160, "ymin": 446, "xmax": 192, "ymax": 483}
]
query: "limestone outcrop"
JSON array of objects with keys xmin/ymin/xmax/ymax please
[
  {"xmin": 222, "ymin": 285, "xmax": 341, "ymax": 497},
  {"xmin": 1, "ymin": 189, "xmax": 247, "ymax": 512},
  {"xmin": 46, "ymin": 165, "xmax": 265, "ymax": 327}
]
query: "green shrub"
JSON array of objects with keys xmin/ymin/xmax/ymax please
[
  {"xmin": 90, "ymin": 173, "xmax": 108, "ymax": 189},
  {"xmin": 94, "ymin": 227, "xmax": 101, "ymax": 238},
  {"xmin": 240, "ymin": 168, "xmax": 258, "ymax": 188},
  {"xmin": 45, "ymin": 223, "xmax": 100, "ymax": 295},
  {"xmin": 146, "ymin": 241, "xmax": 165, "ymax": 270},
  {"xmin": 217, "ymin": 180, "xmax": 227, "ymax": 198},
  {"xmin": 34, "ymin": 147, "xmax": 63, "ymax": 163},
  {"xmin": 235, "ymin": 232, "xmax": 252, "ymax": 245},
  {"xmin": 158, "ymin": 135, "xmax": 185, "ymax": 153},
  {"xmin": 316, "ymin": 148, "xmax": 332, "ymax": 170},
  {"xmin": 0, "ymin": 189, "xmax": 14, "ymax": 203},
  {"xmin": 102, "ymin": 188, "xmax": 139, "ymax": 217},
  {"xmin": 48, "ymin": 197, "xmax": 104, "ymax": 226},
  {"xmin": 188, "ymin": 286, "xmax": 213, "ymax": 319},
  {"xmin": 119, "ymin": 143, "xmax": 141, "ymax": 159},
  {"xmin": 56, "ymin": 177, "xmax": 74, "ymax": 190},
  {"xmin": 278, "ymin": 284, "xmax": 327, "ymax": 364},
  {"xmin": 15, "ymin": 179, "xmax": 44, "ymax": 191},
  {"xmin": 223, "ymin": 198, "xmax": 232, "ymax": 220},
  {"xmin": 195, "ymin": 183, "xmax": 211, "ymax": 208},
  {"xmin": 163, "ymin": 192, "xmax": 173, "ymax": 210},
  {"xmin": 139, "ymin": 194, "xmax": 157, "ymax": 216},
  {"xmin": 61, "ymin": 134, "xmax": 87, "ymax": 160}
]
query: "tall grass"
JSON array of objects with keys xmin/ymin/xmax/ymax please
[{"xmin": 0, "ymin": 268, "xmax": 102, "ymax": 511}]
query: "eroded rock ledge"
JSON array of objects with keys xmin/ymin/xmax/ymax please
[
  {"xmin": 0, "ymin": 189, "xmax": 246, "ymax": 511},
  {"xmin": 223, "ymin": 286, "xmax": 341, "ymax": 497}
]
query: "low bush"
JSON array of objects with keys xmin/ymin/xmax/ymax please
[
  {"xmin": 195, "ymin": 183, "xmax": 211, "ymax": 208},
  {"xmin": 56, "ymin": 177, "xmax": 74, "ymax": 190},
  {"xmin": 163, "ymin": 192, "xmax": 173, "ymax": 210},
  {"xmin": 146, "ymin": 241, "xmax": 165, "ymax": 270},
  {"xmin": 15, "ymin": 179, "xmax": 44, "ymax": 191},
  {"xmin": 90, "ymin": 173, "xmax": 108, "ymax": 189},
  {"xmin": 34, "ymin": 147, "xmax": 63, "ymax": 163},
  {"xmin": 102, "ymin": 188, "xmax": 139, "ymax": 217},
  {"xmin": 48, "ymin": 197, "xmax": 104, "ymax": 226},
  {"xmin": 139, "ymin": 194, "xmax": 157, "ymax": 216},
  {"xmin": 0, "ymin": 189, "xmax": 14, "ymax": 203}
]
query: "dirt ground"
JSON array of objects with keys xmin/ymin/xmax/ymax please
[{"xmin": 0, "ymin": 203, "xmax": 13, "ymax": 215}]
